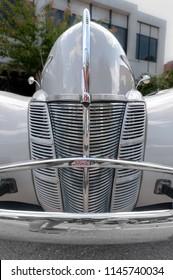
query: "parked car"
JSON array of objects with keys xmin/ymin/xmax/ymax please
[{"xmin": 0, "ymin": 9, "xmax": 173, "ymax": 244}]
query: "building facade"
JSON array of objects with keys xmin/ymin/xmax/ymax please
[
  {"xmin": 0, "ymin": 0, "xmax": 167, "ymax": 94},
  {"xmin": 44, "ymin": 0, "xmax": 166, "ymax": 79}
]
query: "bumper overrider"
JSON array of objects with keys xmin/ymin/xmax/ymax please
[{"xmin": 1, "ymin": 157, "xmax": 173, "ymax": 244}]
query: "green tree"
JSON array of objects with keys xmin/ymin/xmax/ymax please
[
  {"xmin": 139, "ymin": 69, "xmax": 173, "ymax": 95},
  {"xmin": 0, "ymin": 0, "xmax": 72, "ymax": 80}
]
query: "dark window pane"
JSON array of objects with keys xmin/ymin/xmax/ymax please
[
  {"xmin": 149, "ymin": 38, "xmax": 157, "ymax": 62},
  {"xmin": 53, "ymin": 10, "xmax": 79, "ymax": 26},
  {"xmin": 139, "ymin": 35, "xmax": 149, "ymax": 60},
  {"xmin": 70, "ymin": 13, "xmax": 81, "ymax": 25},
  {"xmin": 111, "ymin": 26, "xmax": 127, "ymax": 52},
  {"xmin": 54, "ymin": 10, "xmax": 64, "ymax": 25},
  {"xmin": 136, "ymin": 34, "xmax": 139, "ymax": 59},
  {"xmin": 100, "ymin": 22, "xmax": 109, "ymax": 29},
  {"xmin": 136, "ymin": 34, "xmax": 157, "ymax": 62}
]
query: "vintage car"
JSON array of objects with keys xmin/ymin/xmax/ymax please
[{"xmin": 0, "ymin": 9, "xmax": 173, "ymax": 244}]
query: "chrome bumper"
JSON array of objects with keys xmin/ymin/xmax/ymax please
[
  {"xmin": 1, "ymin": 209, "xmax": 173, "ymax": 244},
  {"xmin": 1, "ymin": 158, "xmax": 173, "ymax": 244}
]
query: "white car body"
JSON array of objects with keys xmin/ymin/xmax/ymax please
[{"xmin": 0, "ymin": 10, "xmax": 173, "ymax": 244}]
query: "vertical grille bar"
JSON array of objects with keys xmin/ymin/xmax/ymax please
[{"xmin": 83, "ymin": 106, "xmax": 90, "ymax": 212}]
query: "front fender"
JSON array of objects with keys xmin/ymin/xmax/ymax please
[
  {"xmin": 0, "ymin": 91, "xmax": 38, "ymax": 205},
  {"xmin": 137, "ymin": 89, "xmax": 173, "ymax": 207}
]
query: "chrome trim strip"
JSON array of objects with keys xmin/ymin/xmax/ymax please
[
  {"xmin": 32, "ymin": 92, "xmax": 129, "ymax": 102},
  {"xmin": 81, "ymin": 8, "xmax": 90, "ymax": 96},
  {"xmin": 42, "ymin": 55, "xmax": 53, "ymax": 76},
  {"xmin": 0, "ymin": 209, "xmax": 173, "ymax": 244},
  {"xmin": 1, "ymin": 157, "xmax": 173, "ymax": 175},
  {"xmin": 82, "ymin": 9, "xmax": 91, "ymax": 212},
  {"xmin": 83, "ymin": 107, "xmax": 90, "ymax": 212},
  {"xmin": 83, "ymin": 108, "xmax": 90, "ymax": 156},
  {"xmin": 32, "ymin": 94, "xmax": 143, "ymax": 102}
]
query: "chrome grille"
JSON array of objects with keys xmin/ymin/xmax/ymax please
[
  {"xmin": 121, "ymin": 103, "xmax": 145, "ymax": 141},
  {"xmin": 48, "ymin": 104, "xmax": 83, "ymax": 157},
  {"xmin": 88, "ymin": 104, "xmax": 125, "ymax": 212},
  {"xmin": 29, "ymin": 103, "xmax": 52, "ymax": 139},
  {"xmin": 48, "ymin": 103, "xmax": 84, "ymax": 212},
  {"xmin": 48, "ymin": 102, "xmax": 125, "ymax": 212},
  {"xmin": 29, "ymin": 102, "xmax": 63, "ymax": 211},
  {"xmin": 90, "ymin": 104, "xmax": 125, "ymax": 157},
  {"xmin": 29, "ymin": 101, "xmax": 146, "ymax": 213},
  {"xmin": 111, "ymin": 102, "xmax": 146, "ymax": 211},
  {"xmin": 34, "ymin": 177, "xmax": 62, "ymax": 210}
]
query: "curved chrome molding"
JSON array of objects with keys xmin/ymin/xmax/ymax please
[
  {"xmin": 1, "ymin": 208, "xmax": 173, "ymax": 244},
  {"xmin": 42, "ymin": 55, "xmax": 53, "ymax": 76},
  {"xmin": 1, "ymin": 157, "xmax": 173, "ymax": 175}
]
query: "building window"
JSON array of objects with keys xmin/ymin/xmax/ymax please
[
  {"xmin": 93, "ymin": 22, "xmax": 127, "ymax": 52},
  {"xmin": 111, "ymin": 26, "xmax": 127, "ymax": 52},
  {"xmin": 136, "ymin": 23, "xmax": 158, "ymax": 62},
  {"xmin": 53, "ymin": 9, "xmax": 80, "ymax": 26},
  {"xmin": 92, "ymin": 22, "xmax": 127, "ymax": 52},
  {"xmin": 91, "ymin": 6, "xmax": 128, "ymax": 52},
  {"xmin": 54, "ymin": 10, "xmax": 64, "ymax": 24},
  {"xmin": 99, "ymin": 22, "xmax": 109, "ymax": 29}
]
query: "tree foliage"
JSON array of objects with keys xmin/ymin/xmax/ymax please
[
  {"xmin": 0, "ymin": 0, "xmax": 72, "ymax": 78},
  {"xmin": 139, "ymin": 69, "xmax": 173, "ymax": 95}
]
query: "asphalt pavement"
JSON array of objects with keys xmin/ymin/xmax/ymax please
[{"xmin": 0, "ymin": 240, "xmax": 173, "ymax": 259}]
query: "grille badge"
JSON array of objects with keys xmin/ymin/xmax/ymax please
[
  {"xmin": 81, "ymin": 92, "xmax": 90, "ymax": 107},
  {"xmin": 71, "ymin": 160, "xmax": 92, "ymax": 167}
]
